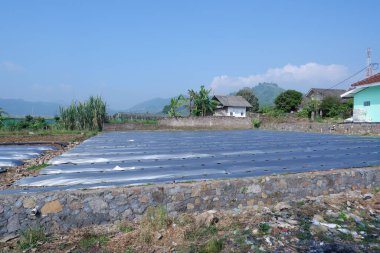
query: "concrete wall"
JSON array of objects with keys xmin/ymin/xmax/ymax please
[
  {"xmin": 353, "ymin": 85, "xmax": 380, "ymax": 122},
  {"xmin": 103, "ymin": 123, "xmax": 159, "ymax": 131},
  {"xmin": 0, "ymin": 167, "xmax": 378, "ymax": 238},
  {"xmin": 158, "ymin": 116, "xmax": 252, "ymax": 129},
  {"xmin": 260, "ymin": 122, "xmax": 380, "ymax": 135}
]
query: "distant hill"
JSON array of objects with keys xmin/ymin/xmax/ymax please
[
  {"xmin": 0, "ymin": 98, "xmax": 62, "ymax": 117},
  {"xmin": 126, "ymin": 97, "xmax": 171, "ymax": 114},
  {"xmin": 252, "ymin": 83, "xmax": 285, "ymax": 107},
  {"xmin": 230, "ymin": 83, "xmax": 285, "ymax": 107}
]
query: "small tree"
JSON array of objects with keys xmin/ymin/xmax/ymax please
[
  {"xmin": 320, "ymin": 96, "xmax": 341, "ymax": 117},
  {"xmin": 339, "ymin": 98, "xmax": 353, "ymax": 119},
  {"xmin": 168, "ymin": 95, "xmax": 186, "ymax": 117},
  {"xmin": 161, "ymin": 105, "xmax": 171, "ymax": 114},
  {"xmin": 236, "ymin": 88, "xmax": 259, "ymax": 112},
  {"xmin": 274, "ymin": 90, "xmax": 303, "ymax": 112},
  {"xmin": 191, "ymin": 85, "xmax": 218, "ymax": 116},
  {"xmin": 0, "ymin": 107, "xmax": 7, "ymax": 128}
]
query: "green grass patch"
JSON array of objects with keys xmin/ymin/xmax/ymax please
[
  {"xmin": 142, "ymin": 206, "xmax": 171, "ymax": 231},
  {"xmin": 17, "ymin": 226, "xmax": 47, "ymax": 250},
  {"xmin": 296, "ymin": 200, "xmax": 305, "ymax": 207},
  {"xmin": 184, "ymin": 225, "xmax": 218, "ymax": 241},
  {"xmin": 199, "ymin": 238, "xmax": 224, "ymax": 253},
  {"xmin": 119, "ymin": 225, "xmax": 134, "ymax": 233},
  {"xmin": 27, "ymin": 163, "xmax": 49, "ymax": 171},
  {"xmin": 79, "ymin": 234, "xmax": 109, "ymax": 250},
  {"xmin": 297, "ymin": 218, "xmax": 312, "ymax": 240}
]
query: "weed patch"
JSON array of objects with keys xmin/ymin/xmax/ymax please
[
  {"xmin": 258, "ymin": 222, "xmax": 270, "ymax": 235},
  {"xmin": 79, "ymin": 234, "xmax": 109, "ymax": 250},
  {"xmin": 185, "ymin": 225, "xmax": 218, "ymax": 241},
  {"xmin": 119, "ymin": 225, "xmax": 134, "ymax": 233},
  {"xmin": 199, "ymin": 238, "xmax": 224, "ymax": 253},
  {"xmin": 27, "ymin": 163, "xmax": 48, "ymax": 171},
  {"xmin": 17, "ymin": 226, "xmax": 46, "ymax": 250}
]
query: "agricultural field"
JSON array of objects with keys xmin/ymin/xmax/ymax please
[{"xmin": 3, "ymin": 130, "xmax": 380, "ymax": 193}]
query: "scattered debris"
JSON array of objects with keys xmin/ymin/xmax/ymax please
[{"xmin": 1, "ymin": 189, "xmax": 379, "ymax": 252}]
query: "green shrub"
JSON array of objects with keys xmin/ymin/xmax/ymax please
[
  {"xmin": 296, "ymin": 108, "xmax": 309, "ymax": 118},
  {"xmin": 258, "ymin": 222, "xmax": 270, "ymax": 234},
  {"xmin": 251, "ymin": 118, "xmax": 261, "ymax": 128},
  {"xmin": 17, "ymin": 226, "xmax": 46, "ymax": 250},
  {"xmin": 274, "ymin": 90, "xmax": 303, "ymax": 112},
  {"xmin": 142, "ymin": 206, "xmax": 171, "ymax": 231}
]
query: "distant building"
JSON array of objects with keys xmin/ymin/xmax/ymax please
[
  {"xmin": 302, "ymin": 88, "xmax": 347, "ymax": 116},
  {"xmin": 305, "ymin": 88, "xmax": 346, "ymax": 101},
  {"xmin": 341, "ymin": 73, "xmax": 380, "ymax": 123},
  {"xmin": 212, "ymin": 95, "xmax": 252, "ymax": 117}
]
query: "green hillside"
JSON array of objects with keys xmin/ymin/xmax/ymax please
[
  {"xmin": 127, "ymin": 98, "xmax": 171, "ymax": 114},
  {"xmin": 252, "ymin": 83, "xmax": 285, "ymax": 107}
]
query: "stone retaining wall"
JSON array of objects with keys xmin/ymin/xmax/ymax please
[
  {"xmin": 103, "ymin": 123, "xmax": 159, "ymax": 131},
  {"xmin": 0, "ymin": 167, "xmax": 379, "ymax": 238},
  {"xmin": 103, "ymin": 116, "xmax": 253, "ymax": 131},
  {"xmin": 260, "ymin": 122, "xmax": 380, "ymax": 135},
  {"xmin": 158, "ymin": 116, "xmax": 252, "ymax": 129}
]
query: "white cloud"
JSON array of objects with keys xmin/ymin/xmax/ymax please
[
  {"xmin": 210, "ymin": 63, "xmax": 349, "ymax": 93},
  {"xmin": 0, "ymin": 61, "xmax": 24, "ymax": 73}
]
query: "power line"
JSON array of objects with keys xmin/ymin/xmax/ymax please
[{"xmin": 328, "ymin": 63, "xmax": 379, "ymax": 89}]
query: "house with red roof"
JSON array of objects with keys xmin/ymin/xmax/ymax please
[{"xmin": 341, "ymin": 73, "xmax": 380, "ymax": 122}]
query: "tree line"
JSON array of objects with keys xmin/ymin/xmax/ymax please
[{"xmin": 162, "ymin": 86, "xmax": 261, "ymax": 117}]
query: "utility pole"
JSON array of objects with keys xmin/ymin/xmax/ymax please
[{"xmin": 367, "ymin": 48, "xmax": 373, "ymax": 77}]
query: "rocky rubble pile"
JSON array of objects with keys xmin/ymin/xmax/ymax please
[{"xmin": 1, "ymin": 188, "xmax": 379, "ymax": 252}]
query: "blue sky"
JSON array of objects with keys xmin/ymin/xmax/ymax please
[{"xmin": 1, "ymin": 0, "xmax": 379, "ymax": 109}]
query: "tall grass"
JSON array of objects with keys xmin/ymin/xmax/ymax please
[{"xmin": 59, "ymin": 96, "xmax": 106, "ymax": 131}]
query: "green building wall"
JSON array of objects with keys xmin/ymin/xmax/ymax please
[{"xmin": 353, "ymin": 85, "xmax": 380, "ymax": 122}]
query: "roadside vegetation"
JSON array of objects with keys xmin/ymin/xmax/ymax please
[{"xmin": 254, "ymin": 90, "xmax": 353, "ymax": 124}]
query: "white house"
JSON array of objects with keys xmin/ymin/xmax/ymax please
[{"xmin": 212, "ymin": 95, "xmax": 252, "ymax": 117}]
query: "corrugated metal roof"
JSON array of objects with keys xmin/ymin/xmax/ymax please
[
  {"xmin": 305, "ymin": 88, "xmax": 346, "ymax": 98},
  {"xmin": 212, "ymin": 95, "xmax": 252, "ymax": 107},
  {"xmin": 351, "ymin": 73, "xmax": 380, "ymax": 87}
]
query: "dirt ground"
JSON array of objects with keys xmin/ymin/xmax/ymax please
[
  {"xmin": 0, "ymin": 188, "xmax": 379, "ymax": 253},
  {"xmin": 0, "ymin": 133, "xmax": 90, "ymax": 190},
  {"xmin": 0, "ymin": 133, "xmax": 90, "ymax": 143}
]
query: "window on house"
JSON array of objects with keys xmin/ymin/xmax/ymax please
[
  {"xmin": 364, "ymin": 101, "xmax": 371, "ymax": 106},
  {"xmin": 241, "ymin": 112, "xmax": 243, "ymax": 116},
  {"xmin": 230, "ymin": 112, "xmax": 233, "ymax": 116}
]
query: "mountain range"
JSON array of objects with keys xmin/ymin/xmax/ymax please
[
  {"xmin": 1, "ymin": 83, "xmax": 287, "ymax": 117},
  {"xmin": 0, "ymin": 98, "xmax": 62, "ymax": 117}
]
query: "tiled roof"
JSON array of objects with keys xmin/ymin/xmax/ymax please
[
  {"xmin": 212, "ymin": 95, "xmax": 252, "ymax": 107},
  {"xmin": 351, "ymin": 73, "xmax": 380, "ymax": 87}
]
